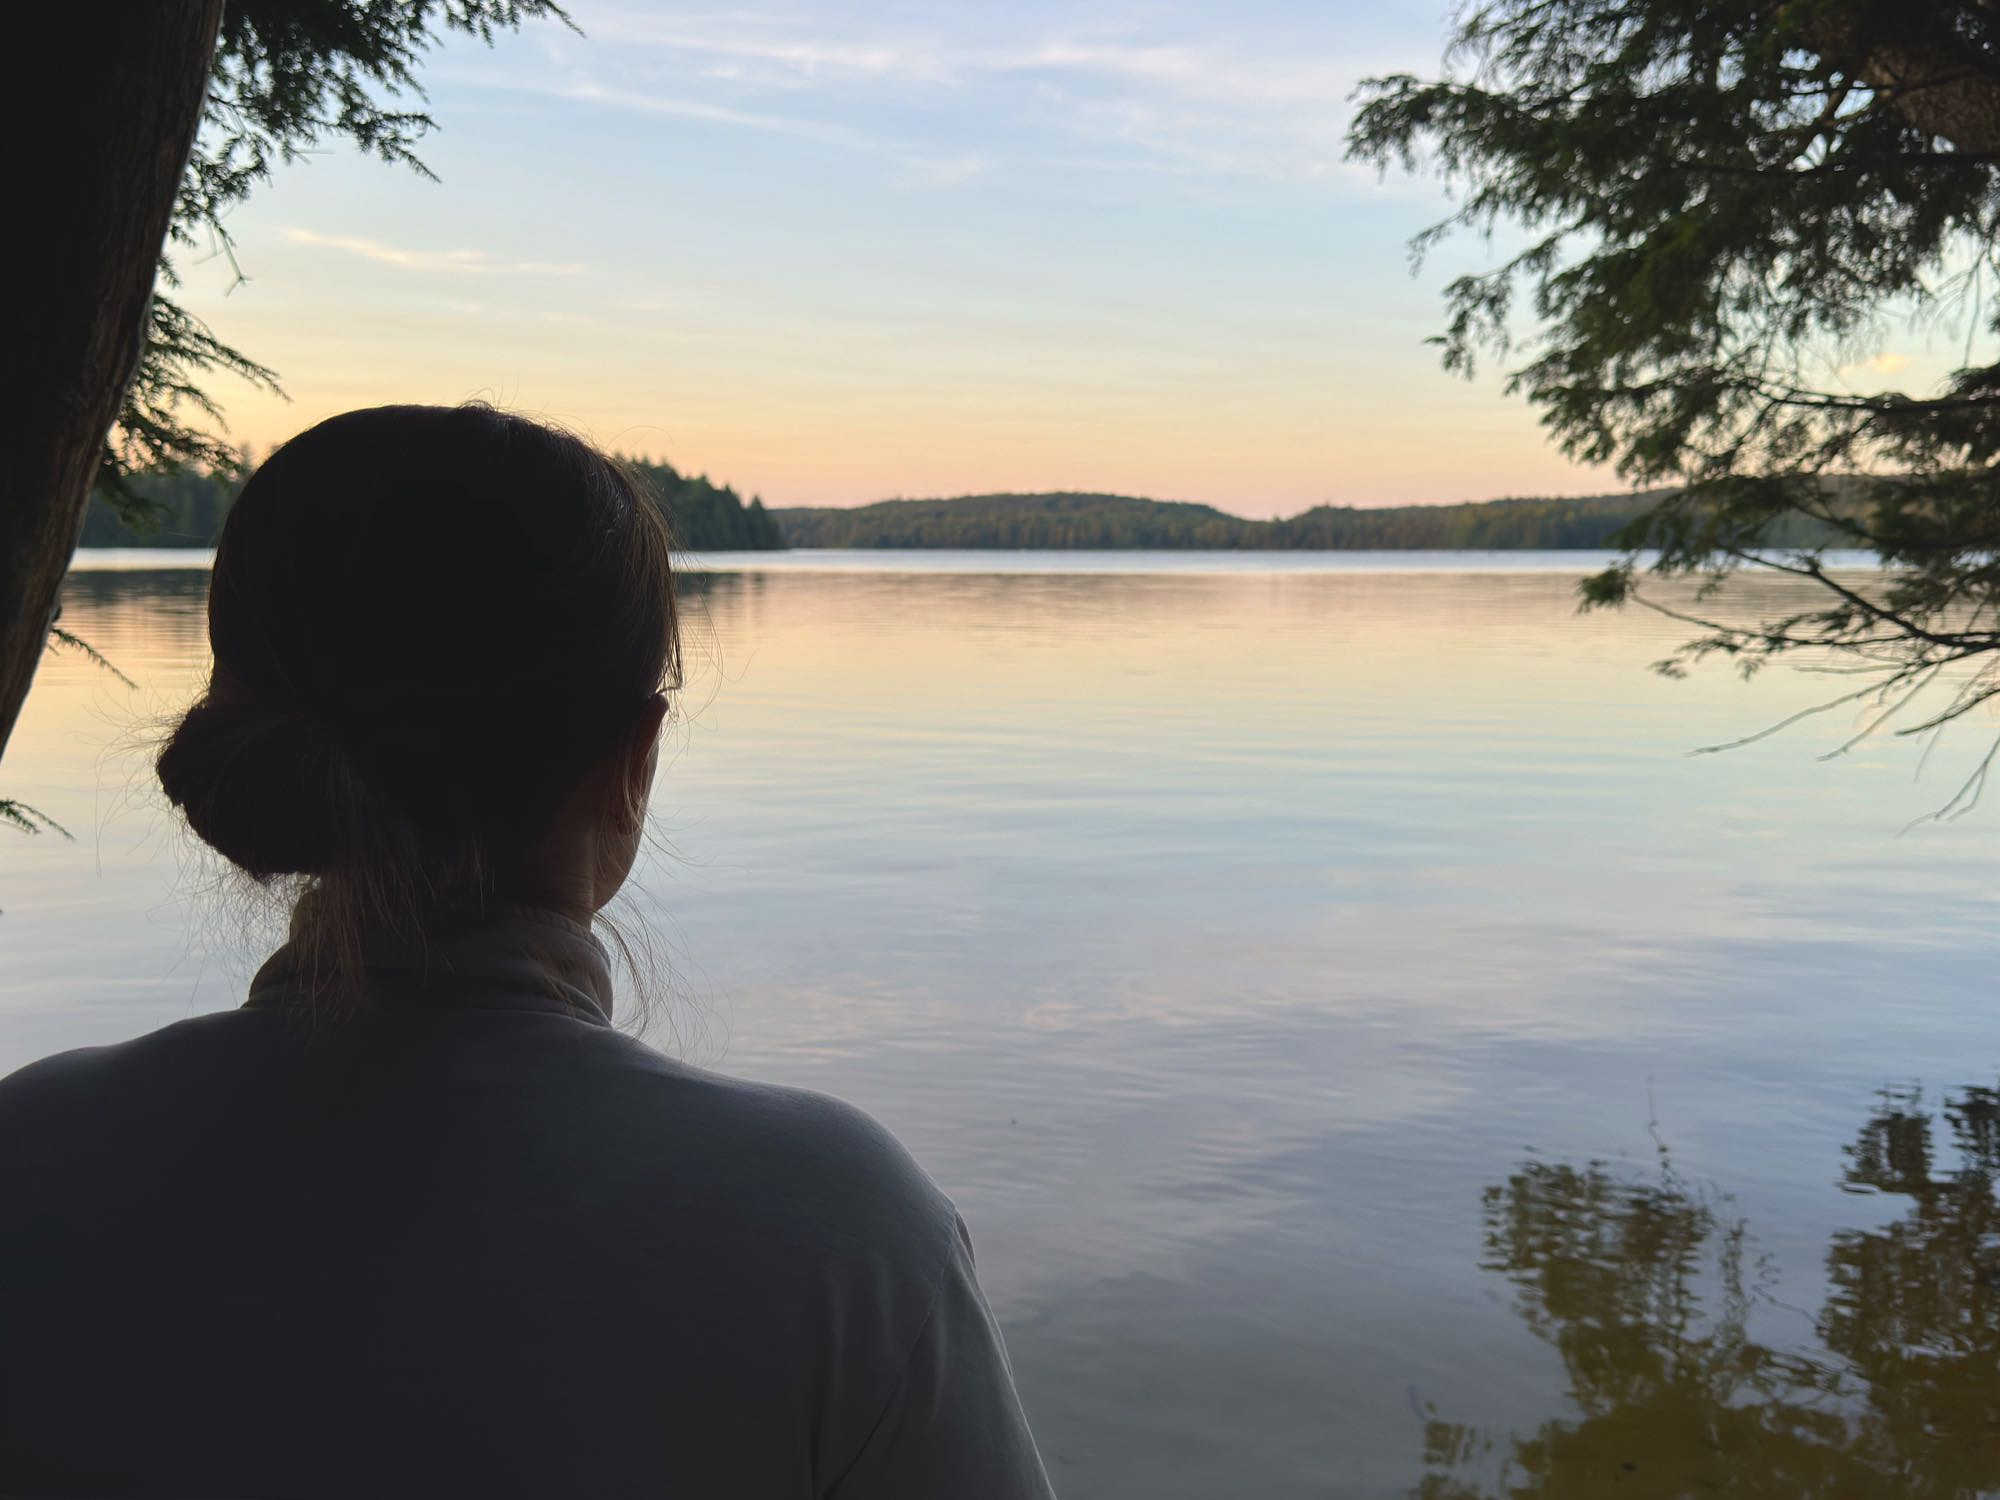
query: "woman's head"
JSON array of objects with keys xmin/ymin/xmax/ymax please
[{"xmin": 158, "ymin": 404, "xmax": 678, "ymax": 962}]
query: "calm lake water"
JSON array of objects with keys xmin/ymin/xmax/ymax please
[{"xmin": 7, "ymin": 550, "xmax": 1998, "ymax": 1498}]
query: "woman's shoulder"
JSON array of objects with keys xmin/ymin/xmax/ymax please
[
  {"xmin": 580, "ymin": 1032, "xmax": 963, "ymax": 1260},
  {"xmin": 10, "ymin": 1009, "xmax": 957, "ymax": 1266},
  {"xmin": 0, "ymin": 1014, "xmax": 271, "ymax": 1201},
  {"xmin": 2, "ymin": 1010, "xmax": 963, "ymax": 1295},
  {"xmin": 476, "ymin": 1025, "xmax": 972, "ymax": 1331},
  {"xmin": 0, "ymin": 1012, "xmax": 235, "ymax": 1110},
  {"xmin": 0, "ymin": 1011, "xmax": 284, "ymax": 1144}
]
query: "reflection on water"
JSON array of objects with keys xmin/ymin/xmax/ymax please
[
  {"xmin": 49, "ymin": 568, "xmax": 210, "ymax": 664},
  {"xmin": 8, "ymin": 555, "xmax": 2000, "ymax": 1498},
  {"xmin": 1420, "ymin": 1087, "xmax": 2000, "ymax": 1499}
]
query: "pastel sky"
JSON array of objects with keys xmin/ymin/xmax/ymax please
[{"xmin": 161, "ymin": 1, "xmax": 1911, "ymax": 516}]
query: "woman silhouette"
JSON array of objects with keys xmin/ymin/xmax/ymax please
[{"xmin": 0, "ymin": 405, "xmax": 1053, "ymax": 1499}]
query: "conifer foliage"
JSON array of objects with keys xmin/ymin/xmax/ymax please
[
  {"xmin": 1350, "ymin": 0, "xmax": 2000, "ymax": 772},
  {"xmin": 116, "ymin": 0, "xmax": 571, "ymax": 518},
  {"xmin": 1, "ymin": 2, "xmax": 568, "ymax": 799}
]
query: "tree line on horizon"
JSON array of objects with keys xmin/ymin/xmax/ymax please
[
  {"xmin": 77, "ymin": 456, "xmax": 784, "ymax": 553},
  {"xmin": 772, "ymin": 488, "xmax": 1852, "ymax": 550},
  {"xmin": 79, "ymin": 473, "xmax": 1862, "ymax": 554}
]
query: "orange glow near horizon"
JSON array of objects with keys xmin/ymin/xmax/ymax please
[
  {"xmin": 154, "ymin": 3, "xmax": 1945, "ymax": 516},
  {"xmin": 187, "ymin": 340, "xmax": 1621, "ymax": 518}
]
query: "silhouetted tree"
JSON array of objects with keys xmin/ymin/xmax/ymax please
[
  {"xmin": 1350, "ymin": 1, "xmax": 2000, "ymax": 788},
  {"xmin": 2, "ymin": 1, "xmax": 568, "ymax": 823},
  {"xmin": 69, "ymin": 458, "xmax": 783, "ymax": 555},
  {"xmin": 3, "ymin": 4, "xmax": 223, "ymax": 831},
  {"xmin": 626, "ymin": 460, "xmax": 784, "ymax": 551}
]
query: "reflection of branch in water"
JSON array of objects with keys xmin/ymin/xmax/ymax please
[{"xmin": 1415, "ymin": 1083, "xmax": 2000, "ymax": 1499}]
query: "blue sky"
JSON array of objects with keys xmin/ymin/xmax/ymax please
[{"xmin": 175, "ymin": 0, "xmax": 1635, "ymax": 515}]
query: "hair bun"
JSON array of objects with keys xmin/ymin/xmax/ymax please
[{"xmin": 157, "ymin": 697, "xmax": 346, "ymax": 877}]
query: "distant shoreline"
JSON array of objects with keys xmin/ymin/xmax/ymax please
[
  {"xmin": 76, "ymin": 481, "xmax": 1859, "ymax": 554},
  {"xmin": 771, "ymin": 488, "xmax": 1852, "ymax": 551},
  {"xmin": 67, "ymin": 546, "xmax": 1887, "ymax": 578}
]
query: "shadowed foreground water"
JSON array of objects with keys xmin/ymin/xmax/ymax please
[{"xmin": 5, "ymin": 553, "xmax": 1998, "ymax": 1498}]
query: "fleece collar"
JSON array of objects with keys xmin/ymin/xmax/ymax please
[{"xmin": 245, "ymin": 904, "xmax": 616, "ymax": 1025}]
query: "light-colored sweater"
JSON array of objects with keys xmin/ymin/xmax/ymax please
[{"xmin": 0, "ymin": 910, "xmax": 1053, "ymax": 1499}]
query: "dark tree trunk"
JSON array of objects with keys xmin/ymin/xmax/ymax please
[
  {"xmin": 1864, "ymin": 44, "xmax": 2000, "ymax": 156},
  {"xmin": 0, "ymin": 4, "xmax": 224, "ymax": 766},
  {"xmin": 1814, "ymin": 5, "xmax": 2000, "ymax": 156}
]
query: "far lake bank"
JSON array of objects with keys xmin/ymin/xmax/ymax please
[{"xmin": 65, "ymin": 545, "xmax": 1889, "ymax": 576}]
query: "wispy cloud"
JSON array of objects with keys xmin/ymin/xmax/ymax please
[
  {"xmin": 583, "ymin": 14, "xmax": 1364, "ymax": 99},
  {"xmin": 284, "ymin": 228, "xmax": 585, "ymax": 275},
  {"xmin": 553, "ymin": 80, "xmax": 871, "ymax": 145},
  {"xmin": 1840, "ymin": 352, "xmax": 1913, "ymax": 378},
  {"xmin": 1010, "ymin": 40, "xmax": 1359, "ymax": 108},
  {"xmin": 565, "ymin": 6, "xmax": 1384, "ymax": 182},
  {"xmin": 582, "ymin": 15, "xmax": 953, "ymax": 83},
  {"xmin": 541, "ymin": 79, "xmax": 992, "ymax": 185}
]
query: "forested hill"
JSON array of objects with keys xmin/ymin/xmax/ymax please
[
  {"xmin": 76, "ymin": 456, "xmax": 784, "ymax": 552},
  {"xmin": 775, "ymin": 493, "xmax": 1270, "ymax": 548},
  {"xmin": 773, "ymin": 489, "xmax": 1849, "ymax": 549},
  {"xmin": 80, "ymin": 474, "xmax": 1854, "ymax": 554},
  {"xmin": 622, "ymin": 459, "xmax": 783, "ymax": 550}
]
